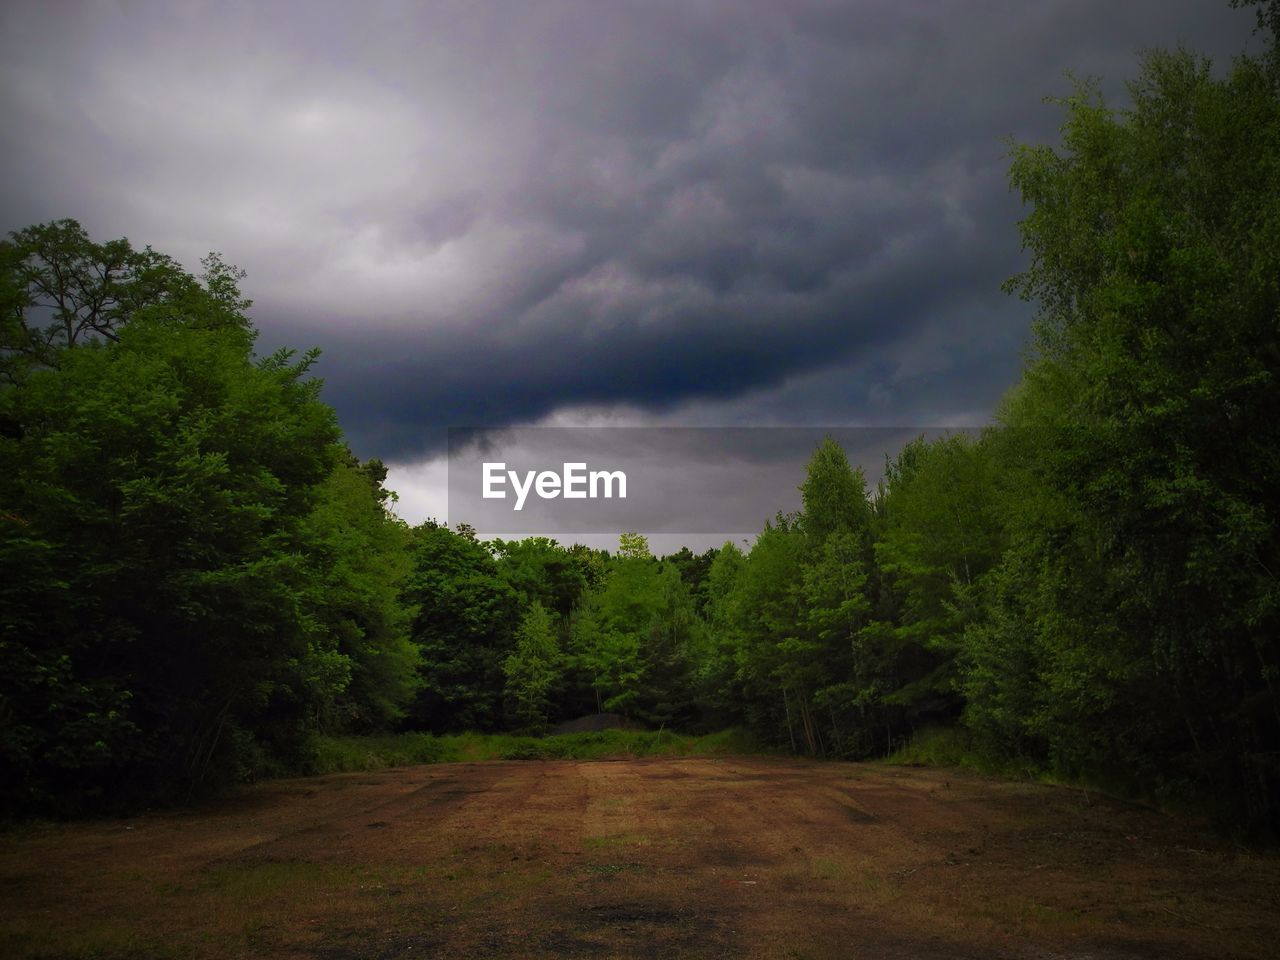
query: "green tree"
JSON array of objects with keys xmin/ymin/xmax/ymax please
[
  {"xmin": 661, "ymin": 545, "xmax": 720, "ymax": 613},
  {"xmin": 299, "ymin": 455, "xmax": 419, "ymax": 733},
  {"xmin": 790, "ymin": 440, "xmax": 876, "ymax": 755},
  {"xmin": 696, "ymin": 541, "xmax": 749, "ymax": 727},
  {"xmin": 0, "ymin": 220, "xmax": 249, "ymax": 384},
  {"xmin": 1, "ymin": 304, "xmax": 342, "ymax": 809},
  {"xmin": 981, "ymin": 34, "xmax": 1280, "ymax": 829},
  {"xmin": 801, "ymin": 529, "xmax": 871, "ymax": 755},
  {"xmin": 868, "ymin": 434, "xmax": 1004, "ymax": 742},
  {"xmin": 493, "ymin": 537, "xmax": 589, "ymax": 618},
  {"xmin": 569, "ymin": 589, "xmax": 644, "ymax": 715},
  {"xmin": 617, "ymin": 531, "xmax": 651, "ymax": 560},
  {"xmin": 402, "ymin": 524, "xmax": 519, "ymax": 732},
  {"xmin": 800, "ymin": 436, "xmax": 873, "ymax": 547},
  {"xmin": 504, "ymin": 602, "xmax": 562, "ymax": 731},
  {"xmin": 565, "ymin": 535, "xmax": 700, "ymax": 724},
  {"xmin": 725, "ymin": 516, "xmax": 808, "ymax": 750}
]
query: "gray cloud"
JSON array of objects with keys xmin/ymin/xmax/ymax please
[{"xmin": 0, "ymin": 0, "xmax": 1260, "ymax": 463}]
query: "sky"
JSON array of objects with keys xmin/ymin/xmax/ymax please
[{"xmin": 0, "ymin": 1, "xmax": 1261, "ymax": 542}]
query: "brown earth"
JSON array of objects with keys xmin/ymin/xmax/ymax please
[{"xmin": 3, "ymin": 757, "xmax": 1278, "ymax": 959}]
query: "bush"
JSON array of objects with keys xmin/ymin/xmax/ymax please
[{"xmin": 303, "ymin": 727, "xmax": 766, "ymax": 775}]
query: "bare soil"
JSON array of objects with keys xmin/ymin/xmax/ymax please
[{"xmin": 3, "ymin": 757, "xmax": 1278, "ymax": 959}]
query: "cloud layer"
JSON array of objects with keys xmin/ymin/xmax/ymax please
[{"xmin": 0, "ymin": 1, "xmax": 1259, "ymax": 463}]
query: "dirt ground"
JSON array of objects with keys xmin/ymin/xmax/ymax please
[{"xmin": 3, "ymin": 757, "xmax": 1279, "ymax": 959}]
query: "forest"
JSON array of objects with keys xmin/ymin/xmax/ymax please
[{"xmin": 2, "ymin": 18, "xmax": 1278, "ymax": 838}]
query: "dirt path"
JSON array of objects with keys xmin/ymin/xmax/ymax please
[{"xmin": 3, "ymin": 757, "xmax": 1278, "ymax": 959}]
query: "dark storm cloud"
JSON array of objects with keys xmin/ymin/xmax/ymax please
[{"xmin": 0, "ymin": 0, "xmax": 1260, "ymax": 461}]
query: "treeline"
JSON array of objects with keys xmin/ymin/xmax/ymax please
[
  {"xmin": 2, "ymin": 18, "xmax": 1278, "ymax": 833},
  {"xmin": 440, "ymin": 30, "xmax": 1279, "ymax": 832},
  {"xmin": 715, "ymin": 36, "xmax": 1278, "ymax": 831},
  {"xmin": 701, "ymin": 35, "xmax": 1279, "ymax": 831},
  {"xmin": 0, "ymin": 220, "xmax": 721, "ymax": 813}
]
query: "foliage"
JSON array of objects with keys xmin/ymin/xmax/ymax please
[
  {"xmin": 970, "ymin": 38, "xmax": 1280, "ymax": 831},
  {"xmin": 660, "ymin": 545, "xmax": 720, "ymax": 613},
  {"xmin": 298, "ymin": 456, "xmax": 419, "ymax": 733},
  {"xmin": 566, "ymin": 534, "xmax": 702, "ymax": 727},
  {"xmin": 1, "ymin": 309, "xmax": 340, "ymax": 808},
  {"xmin": 0, "ymin": 219, "xmax": 251, "ymax": 385},
  {"xmin": 0, "ymin": 225, "xmax": 418, "ymax": 813},
  {"xmin": 401, "ymin": 524, "xmax": 519, "ymax": 732},
  {"xmin": 503, "ymin": 602, "xmax": 562, "ymax": 731},
  {"xmin": 7, "ymin": 7, "xmax": 1280, "ymax": 835},
  {"xmin": 303, "ymin": 727, "xmax": 768, "ymax": 774},
  {"xmin": 492, "ymin": 536, "xmax": 591, "ymax": 617}
]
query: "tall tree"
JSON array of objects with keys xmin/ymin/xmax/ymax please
[
  {"xmin": 299, "ymin": 455, "xmax": 419, "ymax": 733},
  {"xmin": 402, "ymin": 525, "xmax": 519, "ymax": 732},
  {"xmin": 504, "ymin": 602, "xmax": 562, "ymax": 732},
  {"xmin": 1, "ymin": 301, "xmax": 342, "ymax": 809},
  {"xmin": 565, "ymin": 534, "xmax": 700, "ymax": 724},
  {"xmin": 493, "ymin": 537, "xmax": 589, "ymax": 618},
  {"xmin": 869, "ymin": 434, "xmax": 1004, "ymax": 740},
  {"xmin": 984, "ymin": 35, "xmax": 1280, "ymax": 829}
]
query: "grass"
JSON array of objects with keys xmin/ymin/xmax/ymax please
[
  {"xmin": 887, "ymin": 726, "xmax": 1042, "ymax": 778},
  {"xmin": 303, "ymin": 726, "xmax": 764, "ymax": 775},
  {"xmin": 887, "ymin": 726, "xmax": 990, "ymax": 768},
  {"xmin": 886, "ymin": 726, "xmax": 1216, "ymax": 827}
]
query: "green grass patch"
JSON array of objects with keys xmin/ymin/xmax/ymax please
[
  {"xmin": 303, "ymin": 726, "xmax": 765, "ymax": 775},
  {"xmin": 583, "ymin": 832, "xmax": 650, "ymax": 848},
  {"xmin": 886, "ymin": 726, "xmax": 1043, "ymax": 778},
  {"xmin": 887, "ymin": 726, "xmax": 989, "ymax": 768},
  {"xmin": 302, "ymin": 732, "xmax": 449, "ymax": 773},
  {"xmin": 887, "ymin": 726, "xmax": 1184, "ymax": 819}
]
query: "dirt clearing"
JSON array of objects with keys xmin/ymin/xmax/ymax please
[{"xmin": 3, "ymin": 757, "xmax": 1278, "ymax": 959}]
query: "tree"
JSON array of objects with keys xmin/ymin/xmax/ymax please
[
  {"xmin": 869, "ymin": 434, "xmax": 1004, "ymax": 741},
  {"xmin": 800, "ymin": 436, "xmax": 872, "ymax": 547},
  {"xmin": 0, "ymin": 222, "xmax": 430, "ymax": 812},
  {"xmin": 1232, "ymin": 0, "xmax": 1280, "ymax": 60},
  {"xmin": 298, "ymin": 454, "xmax": 419, "ymax": 733},
  {"xmin": 985, "ymin": 35, "xmax": 1280, "ymax": 829},
  {"xmin": 504, "ymin": 602, "xmax": 562, "ymax": 731},
  {"xmin": 797, "ymin": 439, "xmax": 879, "ymax": 753},
  {"xmin": 725, "ymin": 515, "xmax": 808, "ymax": 750},
  {"xmin": 661, "ymin": 545, "xmax": 720, "ymax": 614},
  {"xmin": 402, "ymin": 525, "xmax": 519, "ymax": 732},
  {"xmin": 564, "ymin": 534, "xmax": 701, "ymax": 724},
  {"xmin": 0, "ymin": 305, "xmax": 342, "ymax": 809},
  {"xmin": 801, "ymin": 529, "xmax": 871, "ymax": 755},
  {"xmin": 617, "ymin": 531, "xmax": 651, "ymax": 560},
  {"xmin": 493, "ymin": 537, "xmax": 589, "ymax": 618},
  {"xmin": 0, "ymin": 220, "xmax": 250, "ymax": 385},
  {"xmin": 697, "ymin": 541, "xmax": 749, "ymax": 726}
]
